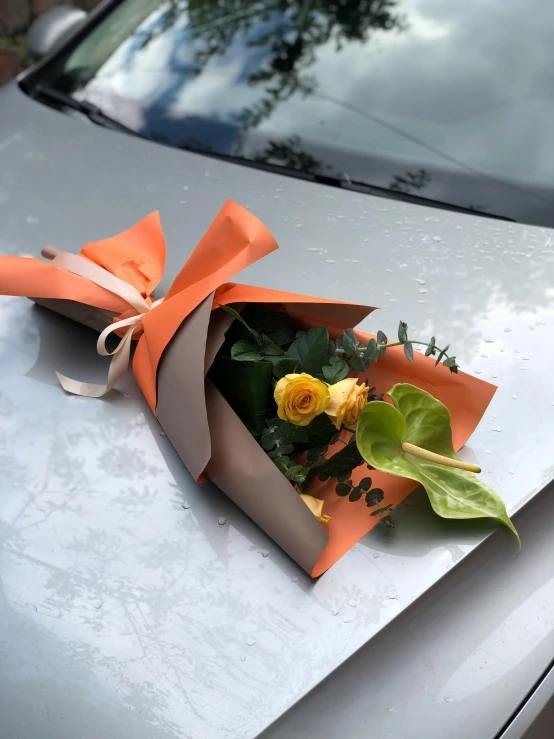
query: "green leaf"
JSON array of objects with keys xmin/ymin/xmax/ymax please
[
  {"xmin": 218, "ymin": 304, "xmax": 262, "ymax": 345},
  {"xmin": 231, "ymin": 339, "xmax": 263, "ymax": 361},
  {"xmin": 271, "ymin": 356, "xmax": 299, "ymax": 379},
  {"xmin": 315, "ymin": 440, "xmax": 363, "ymax": 479},
  {"xmin": 435, "ymin": 345, "xmax": 450, "ymax": 366},
  {"xmin": 307, "ymin": 448, "xmax": 322, "ymax": 463},
  {"xmin": 242, "ymin": 305, "xmax": 288, "ymax": 334},
  {"xmin": 284, "ymin": 464, "xmax": 304, "ymax": 481},
  {"xmin": 356, "ymin": 383, "xmax": 520, "ymax": 546},
  {"xmin": 349, "ymin": 348, "xmax": 370, "ymax": 372},
  {"xmin": 366, "ymin": 338, "xmax": 379, "ymax": 364},
  {"xmin": 403, "ymin": 341, "xmax": 414, "ymax": 362},
  {"xmin": 336, "ymin": 483, "xmax": 351, "ymax": 496},
  {"xmin": 398, "ymin": 321, "xmax": 408, "ymax": 343},
  {"xmin": 327, "ymin": 339, "xmax": 336, "ymax": 358},
  {"xmin": 443, "ymin": 356, "xmax": 459, "ymax": 374},
  {"xmin": 377, "ymin": 330, "xmax": 387, "ymax": 357},
  {"xmin": 341, "ymin": 328, "xmax": 358, "ymax": 356},
  {"xmin": 303, "ymin": 414, "xmax": 336, "ymax": 447},
  {"xmin": 322, "ymin": 356, "xmax": 349, "ymax": 383},
  {"xmin": 267, "ymin": 326, "xmax": 295, "ymax": 347},
  {"xmin": 349, "ymin": 487, "xmax": 363, "ymax": 502},
  {"xmin": 287, "ymin": 326, "xmax": 330, "ymax": 375},
  {"xmin": 366, "ymin": 488, "xmax": 384, "ymax": 507},
  {"xmin": 265, "ymin": 418, "xmax": 309, "ymax": 444},
  {"xmin": 359, "ymin": 477, "xmax": 372, "ymax": 491},
  {"xmin": 259, "ymin": 335, "xmax": 285, "ymax": 357},
  {"xmin": 209, "ymin": 355, "xmax": 273, "ymax": 437},
  {"xmin": 261, "ymin": 428, "xmax": 278, "ymax": 450},
  {"xmin": 425, "ymin": 336, "xmax": 436, "ymax": 357},
  {"xmin": 275, "ymin": 442, "xmax": 295, "ymax": 455}
]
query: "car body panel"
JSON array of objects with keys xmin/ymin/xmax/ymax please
[{"xmin": 1, "ymin": 82, "xmax": 554, "ymax": 738}]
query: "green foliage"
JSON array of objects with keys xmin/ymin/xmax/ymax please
[
  {"xmin": 315, "ymin": 439, "xmax": 363, "ymax": 479},
  {"xmin": 271, "ymin": 356, "xmax": 299, "ymax": 378},
  {"xmin": 209, "ymin": 355, "xmax": 273, "ymax": 437},
  {"xmin": 322, "ymin": 355, "xmax": 349, "ymax": 383},
  {"xmin": 231, "ymin": 338, "xmax": 263, "ymax": 361},
  {"xmin": 287, "ymin": 326, "xmax": 330, "ymax": 375},
  {"xmin": 398, "ymin": 320, "xmax": 408, "ymax": 343},
  {"xmin": 213, "ymin": 305, "xmax": 462, "ymax": 506},
  {"xmin": 356, "ymin": 383, "xmax": 520, "ymax": 546}
]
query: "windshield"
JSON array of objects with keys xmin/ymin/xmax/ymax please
[{"xmin": 36, "ymin": 0, "xmax": 554, "ymax": 225}]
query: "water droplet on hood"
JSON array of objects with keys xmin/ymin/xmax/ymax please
[{"xmin": 218, "ymin": 517, "xmax": 226, "ymax": 525}]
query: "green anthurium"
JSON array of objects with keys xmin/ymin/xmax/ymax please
[{"xmin": 356, "ymin": 383, "xmax": 520, "ymax": 548}]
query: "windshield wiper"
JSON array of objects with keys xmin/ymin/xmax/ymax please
[
  {"xmin": 33, "ymin": 84, "xmax": 139, "ymax": 137},
  {"xmin": 181, "ymin": 147, "xmax": 516, "ymax": 222},
  {"xmin": 337, "ymin": 177, "xmax": 516, "ymax": 222}
]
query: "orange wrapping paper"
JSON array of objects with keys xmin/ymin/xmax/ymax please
[{"xmin": 0, "ymin": 201, "xmax": 496, "ymax": 576}]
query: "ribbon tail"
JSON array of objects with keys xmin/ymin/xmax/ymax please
[{"xmin": 56, "ymin": 328, "xmax": 135, "ymax": 398}]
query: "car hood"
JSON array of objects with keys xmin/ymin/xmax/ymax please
[{"xmin": 1, "ymin": 82, "xmax": 554, "ymax": 739}]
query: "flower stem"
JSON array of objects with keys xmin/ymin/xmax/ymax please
[
  {"xmin": 401, "ymin": 442, "xmax": 481, "ymax": 473},
  {"xmin": 377, "ymin": 340, "xmax": 450, "ymax": 357}
]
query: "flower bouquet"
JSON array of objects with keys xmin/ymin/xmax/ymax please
[{"xmin": 0, "ymin": 200, "xmax": 518, "ymax": 576}]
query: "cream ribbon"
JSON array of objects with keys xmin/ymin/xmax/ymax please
[{"xmin": 42, "ymin": 246, "xmax": 163, "ymax": 398}]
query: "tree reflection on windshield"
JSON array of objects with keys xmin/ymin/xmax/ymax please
[{"xmin": 187, "ymin": 0, "xmax": 407, "ymax": 130}]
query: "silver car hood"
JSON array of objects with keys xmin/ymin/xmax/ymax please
[{"xmin": 1, "ymin": 83, "xmax": 554, "ymax": 739}]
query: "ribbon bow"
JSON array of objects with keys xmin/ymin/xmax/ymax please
[{"xmin": 42, "ymin": 246, "xmax": 164, "ymax": 398}]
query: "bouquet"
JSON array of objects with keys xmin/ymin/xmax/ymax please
[{"xmin": 0, "ymin": 200, "xmax": 518, "ymax": 576}]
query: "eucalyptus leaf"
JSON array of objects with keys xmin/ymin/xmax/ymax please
[
  {"xmin": 322, "ymin": 355, "xmax": 349, "ymax": 383},
  {"xmin": 275, "ymin": 442, "xmax": 295, "ymax": 455},
  {"xmin": 314, "ymin": 440, "xmax": 363, "ymax": 479},
  {"xmin": 366, "ymin": 338, "xmax": 379, "ymax": 364},
  {"xmin": 264, "ymin": 418, "xmax": 309, "ymax": 444},
  {"xmin": 284, "ymin": 464, "xmax": 304, "ymax": 481},
  {"xmin": 403, "ymin": 341, "xmax": 414, "ymax": 362},
  {"xmin": 365, "ymin": 488, "xmax": 384, "ymax": 507},
  {"xmin": 377, "ymin": 330, "xmax": 387, "ymax": 357},
  {"xmin": 398, "ymin": 321, "xmax": 408, "ymax": 343},
  {"xmin": 341, "ymin": 328, "xmax": 358, "ymax": 356},
  {"xmin": 348, "ymin": 348, "xmax": 370, "ymax": 372},
  {"xmin": 287, "ymin": 326, "xmax": 330, "ymax": 375},
  {"xmin": 435, "ymin": 344, "xmax": 449, "ymax": 366},
  {"xmin": 425, "ymin": 336, "xmax": 436, "ymax": 356},
  {"xmin": 302, "ymin": 414, "xmax": 336, "ymax": 447},
  {"xmin": 356, "ymin": 383, "xmax": 520, "ymax": 546}
]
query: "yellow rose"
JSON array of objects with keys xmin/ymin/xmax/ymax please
[
  {"xmin": 274, "ymin": 373, "xmax": 330, "ymax": 426},
  {"xmin": 300, "ymin": 494, "xmax": 331, "ymax": 533},
  {"xmin": 325, "ymin": 378, "xmax": 369, "ymax": 429}
]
